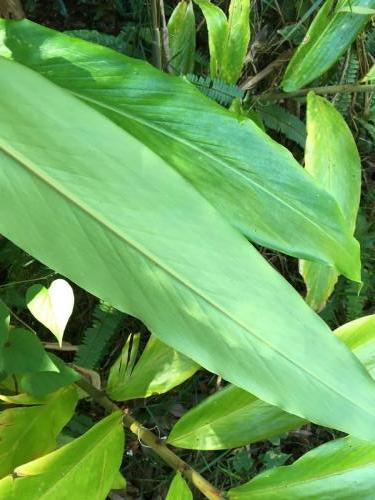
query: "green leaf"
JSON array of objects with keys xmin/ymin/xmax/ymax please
[
  {"xmin": 3, "ymin": 329, "xmax": 58, "ymax": 375},
  {"xmin": 26, "ymin": 279, "xmax": 74, "ymax": 346},
  {"xmin": 20, "ymin": 353, "xmax": 81, "ymax": 396},
  {"xmin": 1, "ymin": 58, "xmax": 375, "ymax": 440},
  {"xmin": 194, "ymin": 0, "xmax": 250, "ymax": 84},
  {"xmin": 168, "ymin": 314, "xmax": 375, "ymax": 449},
  {"xmin": 166, "ymin": 473, "xmax": 193, "ymax": 499},
  {"xmin": 339, "ymin": 5, "xmax": 375, "ymax": 13},
  {"xmin": 300, "ymin": 92, "xmax": 361, "ymax": 311},
  {"xmin": 0, "ymin": 386, "xmax": 78, "ymax": 478},
  {"xmin": 167, "ymin": 384, "xmax": 303, "ymax": 450},
  {"xmin": 228, "ymin": 435, "xmax": 375, "ymax": 498},
  {"xmin": 282, "ymin": 0, "xmax": 375, "ymax": 91},
  {"xmin": 168, "ymin": 0, "xmax": 196, "ymax": 74},
  {"xmin": 107, "ymin": 335, "xmax": 199, "ymax": 400},
  {"xmin": 0, "ymin": 411, "xmax": 124, "ymax": 499},
  {"xmin": 193, "ymin": 0, "xmax": 228, "ymax": 79},
  {"xmin": 0, "ymin": 19, "xmax": 362, "ymax": 281},
  {"xmin": 107, "ymin": 333, "xmax": 141, "ymax": 396},
  {"xmin": 363, "ymin": 64, "xmax": 375, "ymax": 81}
]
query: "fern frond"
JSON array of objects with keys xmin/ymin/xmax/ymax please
[
  {"xmin": 185, "ymin": 74, "xmax": 244, "ymax": 106},
  {"xmin": 366, "ymin": 26, "xmax": 375, "ymax": 54},
  {"xmin": 65, "ymin": 29, "xmax": 130, "ymax": 55},
  {"xmin": 333, "ymin": 52, "xmax": 359, "ymax": 116},
  {"xmin": 74, "ymin": 301, "xmax": 125, "ymax": 369},
  {"xmin": 257, "ymin": 104, "xmax": 306, "ymax": 148}
]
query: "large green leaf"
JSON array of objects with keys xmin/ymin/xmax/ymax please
[
  {"xmin": 228, "ymin": 435, "xmax": 375, "ymax": 498},
  {"xmin": 0, "ymin": 411, "xmax": 124, "ymax": 499},
  {"xmin": 282, "ymin": 0, "xmax": 375, "ymax": 91},
  {"xmin": 0, "ymin": 19, "xmax": 361, "ymax": 280},
  {"xmin": 3, "ymin": 329, "xmax": 58, "ymax": 375},
  {"xmin": 0, "ymin": 386, "xmax": 78, "ymax": 478},
  {"xmin": 300, "ymin": 93, "xmax": 361, "ymax": 311},
  {"xmin": 194, "ymin": 0, "xmax": 250, "ymax": 84},
  {"xmin": 1, "ymin": 57, "xmax": 375, "ymax": 440},
  {"xmin": 166, "ymin": 473, "xmax": 193, "ymax": 499},
  {"xmin": 167, "ymin": 0, "xmax": 196, "ymax": 74},
  {"xmin": 168, "ymin": 315, "xmax": 375, "ymax": 449},
  {"xmin": 107, "ymin": 334, "xmax": 199, "ymax": 401}
]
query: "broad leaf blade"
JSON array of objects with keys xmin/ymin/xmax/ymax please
[
  {"xmin": 168, "ymin": 314, "xmax": 375, "ymax": 450},
  {"xmin": 228, "ymin": 435, "xmax": 375, "ymax": 499},
  {"xmin": 282, "ymin": 0, "xmax": 375, "ymax": 91},
  {"xmin": 0, "ymin": 386, "xmax": 78, "ymax": 478},
  {"xmin": 0, "ymin": 19, "xmax": 362, "ymax": 279},
  {"xmin": 107, "ymin": 335, "xmax": 198, "ymax": 400},
  {"xmin": 168, "ymin": 0, "xmax": 196, "ymax": 74},
  {"xmin": 2, "ymin": 58, "xmax": 375, "ymax": 440},
  {"xmin": 300, "ymin": 93, "xmax": 361, "ymax": 311},
  {"xmin": 0, "ymin": 411, "xmax": 124, "ymax": 499},
  {"xmin": 166, "ymin": 473, "xmax": 193, "ymax": 499}
]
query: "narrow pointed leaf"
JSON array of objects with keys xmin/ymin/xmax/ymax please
[
  {"xmin": 282, "ymin": 0, "xmax": 375, "ymax": 91},
  {"xmin": 222, "ymin": 0, "xmax": 251, "ymax": 83},
  {"xmin": 166, "ymin": 473, "xmax": 193, "ymax": 499},
  {"xmin": 1, "ymin": 58, "xmax": 375, "ymax": 440},
  {"xmin": 228, "ymin": 435, "xmax": 375, "ymax": 499},
  {"xmin": 107, "ymin": 335, "xmax": 199, "ymax": 400},
  {"xmin": 26, "ymin": 279, "xmax": 74, "ymax": 346},
  {"xmin": 168, "ymin": 314, "xmax": 375, "ymax": 450},
  {"xmin": 194, "ymin": 0, "xmax": 250, "ymax": 83},
  {"xmin": 193, "ymin": 0, "xmax": 228, "ymax": 79},
  {"xmin": 0, "ymin": 19, "xmax": 361, "ymax": 279},
  {"xmin": 0, "ymin": 411, "xmax": 124, "ymax": 499},
  {"xmin": 168, "ymin": 0, "xmax": 196, "ymax": 74},
  {"xmin": 0, "ymin": 386, "xmax": 78, "ymax": 478},
  {"xmin": 300, "ymin": 93, "xmax": 361, "ymax": 311}
]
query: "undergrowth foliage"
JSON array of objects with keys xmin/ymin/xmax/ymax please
[{"xmin": 0, "ymin": 0, "xmax": 375, "ymax": 498}]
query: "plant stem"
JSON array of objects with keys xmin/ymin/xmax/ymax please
[
  {"xmin": 0, "ymin": 0, "xmax": 24, "ymax": 19},
  {"xmin": 255, "ymin": 83, "xmax": 375, "ymax": 102},
  {"xmin": 76, "ymin": 377, "xmax": 224, "ymax": 500},
  {"xmin": 150, "ymin": 0, "xmax": 162, "ymax": 70}
]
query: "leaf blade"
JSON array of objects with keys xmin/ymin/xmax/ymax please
[
  {"xmin": 1, "ymin": 58, "xmax": 375, "ymax": 440},
  {"xmin": 0, "ymin": 19, "xmax": 361, "ymax": 280}
]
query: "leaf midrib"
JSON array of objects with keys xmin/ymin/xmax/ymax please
[
  {"xmin": 0, "ymin": 140, "xmax": 372, "ymax": 422},
  {"xmin": 66, "ymin": 89, "xmax": 352, "ymax": 266}
]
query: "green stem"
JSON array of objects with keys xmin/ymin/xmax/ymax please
[
  {"xmin": 255, "ymin": 83, "xmax": 375, "ymax": 102},
  {"xmin": 76, "ymin": 377, "xmax": 224, "ymax": 500}
]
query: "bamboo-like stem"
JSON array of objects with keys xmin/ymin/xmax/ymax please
[
  {"xmin": 150, "ymin": 0, "xmax": 162, "ymax": 70},
  {"xmin": 0, "ymin": 0, "xmax": 24, "ymax": 19},
  {"xmin": 255, "ymin": 83, "xmax": 375, "ymax": 102},
  {"xmin": 76, "ymin": 377, "xmax": 224, "ymax": 500}
]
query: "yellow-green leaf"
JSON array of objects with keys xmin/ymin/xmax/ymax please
[
  {"xmin": 300, "ymin": 92, "xmax": 361, "ymax": 311},
  {"xmin": 0, "ymin": 411, "xmax": 124, "ymax": 499}
]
